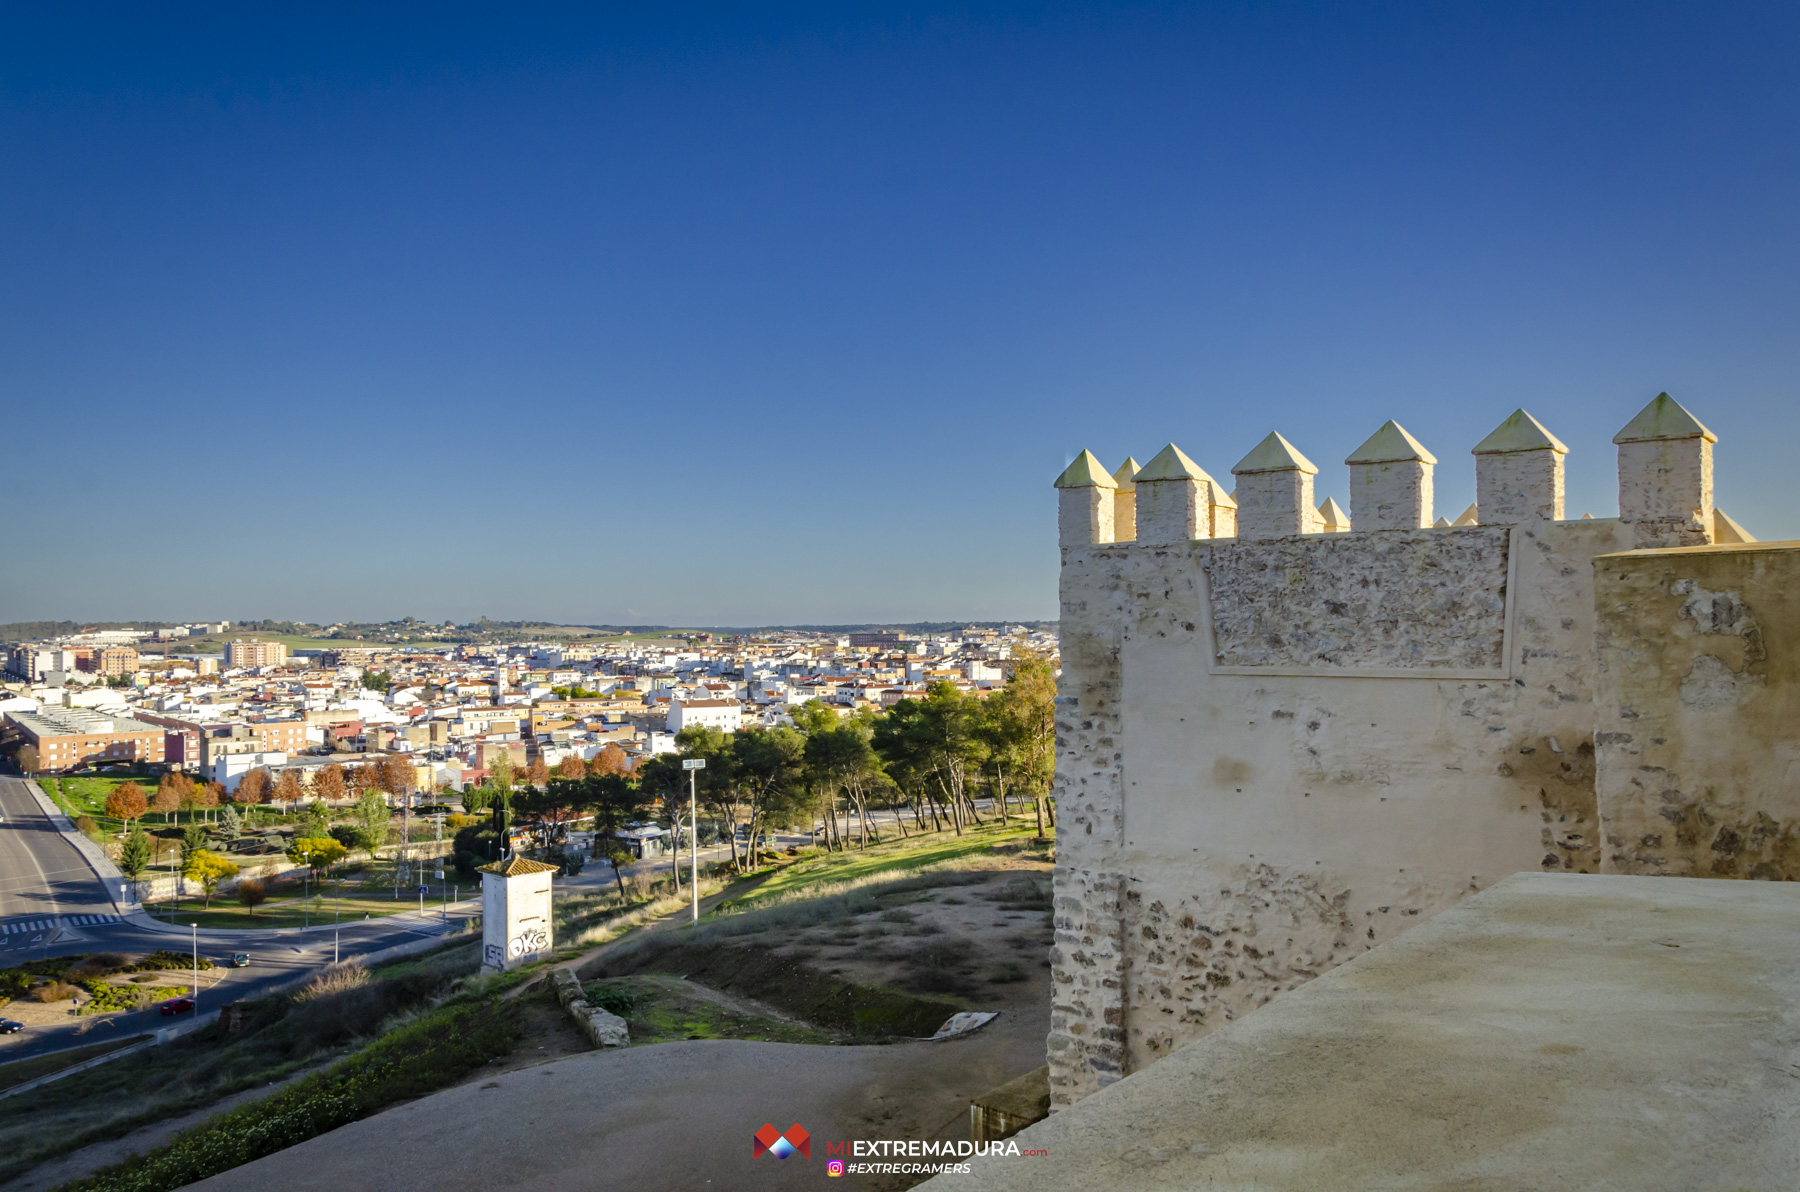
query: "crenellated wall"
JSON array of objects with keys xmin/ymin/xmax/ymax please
[{"xmin": 1046, "ymin": 394, "xmax": 1800, "ymax": 1108}]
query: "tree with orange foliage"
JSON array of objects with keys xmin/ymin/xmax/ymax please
[
  {"xmin": 233, "ymin": 767, "xmax": 272, "ymax": 806},
  {"xmin": 151, "ymin": 780, "xmax": 182, "ymax": 824},
  {"xmin": 271, "ymin": 769, "xmax": 305, "ymax": 808},
  {"xmin": 525, "ymin": 757, "xmax": 550, "ymax": 789},
  {"xmin": 554, "ymin": 756, "xmax": 586, "ymax": 783},
  {"xmin": 310, "ymin": 763, "xmax": 347, "ymax": 803},
  {"xmin": 587, "ymin": 744, "xmax": 633, "ymax": 778},
  {"xmin": 105, "ymin": 782, "xmax": 148, "ymax": 824}
]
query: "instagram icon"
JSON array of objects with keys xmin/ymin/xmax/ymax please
[{"xmin": 827, "ymin": 1159, "xmax": 846, "ymax": 1177}]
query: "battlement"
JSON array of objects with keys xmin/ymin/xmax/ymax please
[
  {"xmin": 1055, "ymin": 393, "xmax": 1736, "ymax": 549},
  {"xmin": 1044, "ymin": 390, "xmax": 1791, "ymax": 1113}
]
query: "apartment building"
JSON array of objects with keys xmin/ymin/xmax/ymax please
[
  {"xmin": 666, "ymin": 698, "xmax": 743, "ymax": 734},
  {"xmin": 225, "ymin": 639, "xmax": 288, "ymax": 668},
  {"xmin": 4, "ymin": 708, "xmax": 165, "ymax": 771}
]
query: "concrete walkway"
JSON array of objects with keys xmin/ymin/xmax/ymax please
[{"xmin": 925, "ymin": 872, "xmax": 1800, "ymax": 1191}]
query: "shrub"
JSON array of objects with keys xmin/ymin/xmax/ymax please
[
  {"xmin": 583, "ymin": 984, "xmax": 638, "ymax": 1016},
  {"xmin": 32, "ymin": 981, "xmax": 79, "ymax": 1003}
]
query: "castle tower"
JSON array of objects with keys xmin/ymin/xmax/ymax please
[
  {"xmin": 1231, "ymin": 432, "xmax": 1319, "ymax": 539},
  {"xmin": 1472, "ymin": 409, "xmax": 1567, "ymax": 523},
  {"xmin": 1054, "ymin": 450, "xmax": 1118, "ymax": 546},
  {"xmin": 1112, "ymin": 457, "xmax": 1140, "ymax": 542},
  {"xmin": 1614, "ymin": 393, "xmax": 1716, "ymax": 548},
  {"xmin": 1346, "ymin": 420, "xmax": 1436, "ymax": 530},
  {"xmin": 1134, "ymin": 443, "xmax": 1235, "ymax": 545}
]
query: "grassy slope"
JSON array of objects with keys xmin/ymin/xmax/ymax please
[{"xmin": 736, "ymin": 816, "xmax": 1035, "ymax": 908}]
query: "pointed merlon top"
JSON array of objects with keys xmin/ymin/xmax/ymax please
[
  {"xmin": 1232, "ymin": 432, "xmax": 1318, "ymax": 476},
  {"xmin": 1472, "ymin": 409, "xmax": 1568, "ymax": 455},
  {"xmin": 1613, "ymin": 393, "xmax": 1716, "ymax": 444},
  {"xmin": 1317, "ymin": 497, "xmax": 1351, "ymax": 530},
  {"xmin": 1346, "ymin": 420, "xmax": 1437, "ymax": 466},
  {"xmin": 1135, "ymin": 443, "xmax": 1214, "ymax": 484},
  {"xmin": 1112, "ymin": 457, "xmax": 1141, "ymax": 490},
  {"xmin": 1053, "ymin": 450, "xmax": 1119, "ymax": 489},
  {"xmin": 1452, "ymin": 503, "xmax": 1479, "ymax": 526}
]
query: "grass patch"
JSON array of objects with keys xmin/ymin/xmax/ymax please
[
  {"xmin": 585, "ymin": 974, "xmax": 837, "ymax": 1045},
  {"xmin": 141, "ymin": 893, "xmax": 433, "ymax": 931},
  {"xmin": 598, "ymin": 941, "xmax": 962, "ymax": 1039},
  {"xmin": 0, "ymin": 943, "xmax": 484, "ymax": 1187},
  {"xmin": 731, "ymin": 819, "xmax": 1035, "ymax": 910},
  {"xmin": 0, "ymin": 1037, "xmax": 146, "ymax": 1094},
  {"xmin": 58, "ymin": 994, "xmax": 521, "ymax": 1192}
]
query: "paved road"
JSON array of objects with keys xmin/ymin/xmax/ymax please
[
  {"xmin": 0, "ymin": 777, "xmax": 119, "ymax": 923},
  {"xmin": 0, "ymin": 776, "xmax": 481, "ymax": 1064}
]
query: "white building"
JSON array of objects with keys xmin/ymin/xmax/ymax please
[
  {"xmin": 666, "ymin": 698, "xmax": 742, "ymax": 734},
  {"xmin": 211, "ymin": 750, "xmax": 288, "ymax": 794}
]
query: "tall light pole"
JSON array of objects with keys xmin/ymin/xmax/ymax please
[
  {"xmin": 190, "ymin": 922, "xmax": 198, "ymax": 1004},
  {"xmin": 682, "ymin": 759, "xmax": 704, "ymax": 923}
]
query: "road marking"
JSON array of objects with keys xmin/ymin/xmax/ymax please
[{"xmin": 2, "ymin": 914, "xmax": 119, "ymax": 934}]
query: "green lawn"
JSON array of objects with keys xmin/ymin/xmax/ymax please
[
  {"xmin": 733, "ymin": 816, "xmax": 1038, "ymax": 909},
  {"xmin": 141, "ymin": 889, "xmax": 447, "ymax": 930}
]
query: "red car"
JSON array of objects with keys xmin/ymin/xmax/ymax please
[{"xmin": 159, "ymin": 997, "xmax": 195, "ymax": 1017}]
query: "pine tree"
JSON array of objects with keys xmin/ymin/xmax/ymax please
[{"xmin": 119, "ymin": 826, "xmax": 153, "ymax": 881}]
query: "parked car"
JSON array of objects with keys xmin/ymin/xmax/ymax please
[
  {"xmin": 0, "ymin": 1018, "xmax": 23, "ymax": 1034},
  {"xmin": 159, "ymin": 997, "xmax": 195, "ymax": 1017},
  {"xmin": 229, "ymin": 953, "xmax": 250, "ymax": 968}
]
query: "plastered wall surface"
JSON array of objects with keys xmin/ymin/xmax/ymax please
[
  {"xmin": 1046, "ymin": 398, "xmax": 1797, "ymax": 1110},
  {"xmin": 1051, "ymin": 519, "xmax": 1634, "ymax": 1101},
  {"xmin": 1594, "ymin": 541, "xmax": 1800, "ymax": 879}
]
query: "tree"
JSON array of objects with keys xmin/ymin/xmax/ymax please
[
  {"xmin": 271, "ymin": 769, "xmax": 305, "ymax": 809},
  {"xmin": 587, "ymin": 745, "xmax": 634, "ymax": 777},
  {"xmin": 105, "ymin": 783, "xmax": 148, "ymax": 824},
  {"xmin": 16, "ymin": 744, "xmax": 38, "ymax": 774},
  {"xmin": 196, "ymin": 780, "xmax": 221, "ymax": 823},
  {"xmin": 233, "ymin": 768, "xmax": 272, "ymax": 807},
  {"xmin": 310, "ymin": 763, "xmax": 347, "ymax": 804},
  {"xmin": 220, "ymin": 803, "xmax": 244, "ymax": 839},
  {"xmin": 525, "ymin": 757, "xmax": 551, "ymax": 789},
  {"xmin": 181, "ymin": 822, "xmax": 208, "ymax": 861},
  {"xmin": 554, "ymin": 756, "xmax": 587, "ymax": 783},
  {"xmin": 579, "ymin": 773, "xmax": 652, "ymax": 895},
  {"xmin": 988, "ymin": 645, "xmax": 1057, "ymax": 837},
  {"xmin": 235, "ymin": 878, "xmax": 267, "ymax": 916},
  {"xmin": 184, "ymin": 850, "xmax": 239, "ymax": 908},
  {"xmin": 150, "ymin": 780, "xmax": 182, "ymax": 825},
  {"xmin": 118, "ymin": 825, "xmax": 153, "ymax": 883},
  {"xmin": 300, "ymin": 798, "xmax": 331, "ymax": 838},
  {"xmin": 157, "ymin": 772, "xmax": 195, "ymax": 822},
  {"xmin": 802, "ymin": 712, "xmax": 886, "ymax": 851},
  {"xmin": 332, "ymin": 822, "xmax": 384, "ymax": 857},
  {"xmin": 354, "ymin": 789, "xmax": 390, "ymax": 848},
  {"xmin": 361, "ymin": 669, "xmax": 391, "ymax": 692},
  {"xmin": 287, "ymin": 836, "xmax": 347, "ymax": 874},
  {"xmin": 675, "ymin": 726, "xmax": 741, "ymax": 870},
  {"xmin": 732, "ymin": 727, "xmax": 807, "ymax": 867}
]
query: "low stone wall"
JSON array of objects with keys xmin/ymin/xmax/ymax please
[{"xmin": 550, "ymin": 968, "xmax": 628, "ymax": 1048}]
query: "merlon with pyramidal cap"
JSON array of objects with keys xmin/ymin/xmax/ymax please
[
  {"xmin": 1346, "ymin": 420, "xmax": 1437, "ymax": 465},
  {"xmin": 1053, "ymin": 450, "xmax": 1119, "ymax": 489}
]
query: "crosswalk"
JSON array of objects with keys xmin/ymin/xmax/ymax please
[{"xmin": 1, "ymin": 914, "xmax": 121, "ymax": 934}]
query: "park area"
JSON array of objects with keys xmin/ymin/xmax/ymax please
[{"xmin": 0, "ymin": 815, "xmax": 1056, "ymax": 1192}]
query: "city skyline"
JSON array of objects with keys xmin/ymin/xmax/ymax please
[{"xmin": 6, "ymin": 4, "xmax": 1800, "ymax": 625}]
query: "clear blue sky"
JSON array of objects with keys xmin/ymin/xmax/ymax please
[{"xmin": 4, "ymin": 3, "xmax": 1797, "ymax": 627}]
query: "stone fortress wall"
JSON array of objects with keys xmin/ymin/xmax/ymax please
[{"xmin": 1047, "ymin": 394, "xmax": 1800, "ymax": 1108}]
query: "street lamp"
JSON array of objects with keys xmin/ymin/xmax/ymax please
[
  {"xmin": 190, "ymin": 922, "xmax": 198, "ymax": 1006},
  {"xmin": 682, "ymin": 759, "xmax": 704, "ymax": 923}
]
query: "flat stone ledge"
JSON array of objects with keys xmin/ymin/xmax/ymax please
[{"xmin": 926, "ymin": 873, "xmax": 1800, "ymax": 1191}]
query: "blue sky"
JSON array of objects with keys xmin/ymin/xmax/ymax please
[{"xmin": 4, "ymin": 3, "xmax": 1797, "ymax": 626}]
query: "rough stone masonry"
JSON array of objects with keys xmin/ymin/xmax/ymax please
[{"xmin": 1045, "ymin": 395, "xmax": 1800, "ymax": 1108}]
